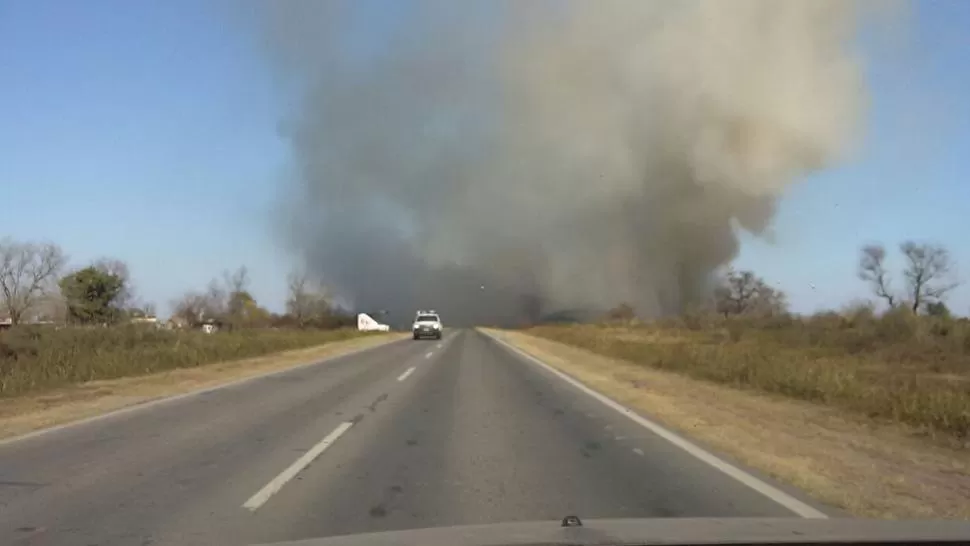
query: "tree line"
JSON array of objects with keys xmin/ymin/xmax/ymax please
[
  {"xmin": 605, "ymin": 240, "xmax": 960, "ymax": 320},
  {"xmin": 6, "ymin": 236, "xmax": 960, "ymax": 327},
  {"xmin": 169, "ymin": 265, "xmax": 349, "ymax": 330},
  {"xmin": 0, "ymin": 237, "xmax": 351, "ymax": 329}
]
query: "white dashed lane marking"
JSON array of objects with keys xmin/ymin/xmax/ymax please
[{"xmin": 242, "ymin": 422, "xmax": 354, "ymax": 511}]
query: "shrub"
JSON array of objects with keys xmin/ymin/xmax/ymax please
[{"xmin": 605, "ymin": 303, "xmax": 636, "ymax": 322}]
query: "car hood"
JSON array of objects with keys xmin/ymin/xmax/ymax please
[{"xmin": 254, "ymin": 517, "xmax": 970, "ymax": 546}]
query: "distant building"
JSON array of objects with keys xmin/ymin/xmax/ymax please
[
  {"xmin": 196, "ymin": 317, "xmax": 224, "ymax": 334},
  {"xmin": 27, "ymin": 319, "xmax": 56, "ymax": 326},
  {"xmin": 130, "ymin": 316, "xmax": 160, "ymax": 328},
  {"xmin": 165, "ymin": 316, "xmax": 188, "ymax": 330}
]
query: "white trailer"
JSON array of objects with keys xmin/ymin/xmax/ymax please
[{"xmin": 357, "ymin": 313, "xmax": 390, "ymax": 332}]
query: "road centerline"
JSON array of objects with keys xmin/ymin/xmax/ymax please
[
  {"xmin": 397, "ymin": 367, "xmax": 417, "ymax": 382},
  {"xmin": 242, "ymin": 421, "xmax": 354, "ymax": 511}
]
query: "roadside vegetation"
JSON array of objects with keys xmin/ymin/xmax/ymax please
[
  {"xmin": 0, "ymin": 326, "xmax": 371, "ymax": 398},
  {"xmin": 528, "ymin": 241, "xmax": 970, "ymax": 444},
  {"xmin": 0, "ymin": 236, "xmax": 375, "ymax": 398}
]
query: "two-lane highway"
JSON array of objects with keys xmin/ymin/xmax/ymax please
[{"xmin": 0, "ymin": 330, "xmax": 826, "ymax": 546}]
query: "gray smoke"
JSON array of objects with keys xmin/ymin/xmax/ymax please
[{"xmin": 254, "ymin": 0, "xmax": 874, "ymax": 326}]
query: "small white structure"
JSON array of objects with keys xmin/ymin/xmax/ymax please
[
  {"xmin": 357, "ymin": 313, "xmax": 390, "ymax": 332},
  {"xmin": 130, "ymin": 316, "xmax": 160, "ymax": 328}
]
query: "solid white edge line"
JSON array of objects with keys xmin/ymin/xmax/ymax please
[
  {"xmin": 0, "ymin": 336, "xmax": 405, "ymax": 447},
  {"xmin": 242, "ymin": 421, "xmax": 354, "ymax": 511},
  {"xmin": 397, "ymin": 366, "xmax": 417, "ymax": 382},
  {"xmin": 482, "ymin": 331, "xmax": 829, "ymax": 520}
]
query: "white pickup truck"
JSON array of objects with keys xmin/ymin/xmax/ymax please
[{"xmin": 412, "ymin": 310, "xmax": 442, "ymax": 340}]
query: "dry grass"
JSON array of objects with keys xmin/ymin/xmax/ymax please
[
  {"xmin": 0, "ymin": 332, "xmax": 406, "ymax": 440},
  {"xmin": 483, "ymin": 328, "xmax": 970, "ymax": 519},
  {"xmin": 525, "ymin": 309, "xmax": 970, "ymax": 443},
  {"xmin": 0, "ymin": 326, "xmax": 376, "ymax": 397}
]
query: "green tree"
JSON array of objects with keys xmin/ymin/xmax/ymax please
[
  {"xmin": 225, "ymin": 290, "xmax": 270, "ymax": 329},
  {"xmin": 59, "ymin": 267, "xmax": 125, "ymax": 325}
]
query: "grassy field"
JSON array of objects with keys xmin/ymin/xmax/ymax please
[
  {"xmin": 0, "ymin": 325, "xmax": 374, "ymax": 398},
  {"xmin": 527, "ymin": 308, "xmax": 970, "ymax": 444}
]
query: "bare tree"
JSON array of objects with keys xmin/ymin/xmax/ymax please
[
  {"xmin": 714, "ymin": 269, "xmax": 786, "ymax": 317},
  {"xmin": 714, "ymin": 269, "xmax": 757, "ymax": 316},
  {"xmin": 224, "ymin": 266, "xmax": 249, "ymax": 296},
  {"xmin": 218, "ymin": 265, "xmax": 250, "ymax": 321},
  {"xmin": 0, "ymin": 239, "xmax": 67, "ymax": 324},
  {"xmin": 900, "ymin": 241, "xmax": 958, "ymax": 313},
  {"xmin": 29, "ymin": 291, "xmax": 68, "ymax": 323},
  {"xmin": 286, "ymin": 269, "xmax": 311, "ymax": 326},
  {"xmin": 858, "ymin": 244, "xmax": 896, "ymax": 308},
  {"xmin": 171, "ymin": 292, "xmax": 208, "ymax": 327},
  {"xmin": 286, "ymin": 268, "xmax": 331, "ymax": 327},
  {"xmin": 171, "ymin": 277, "xmax": 230, "ymax": 328},
  {"xmin": 204, "ymin": 278, "xmax": 227, "ymax": 319},
  {"xmin": 747, "ymin": 284, "xmax": 788, "ymax": 316}
]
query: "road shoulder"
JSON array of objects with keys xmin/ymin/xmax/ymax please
[
  {"xmin": 480, "ymin": 328, "xmax": 970, "ymax": 519},
  {"xmin": 0, "ymin": 332, "xmax": 407, "ymax": 442}
]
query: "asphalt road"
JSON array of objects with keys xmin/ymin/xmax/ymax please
[{"xmin": 0, "ymin": 329, "xmax": 825, "ymax": 546}]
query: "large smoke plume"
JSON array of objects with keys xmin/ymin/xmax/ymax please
[{"xmin": 256, "ymin": 0, "xmax": 872, "ymax": 326}]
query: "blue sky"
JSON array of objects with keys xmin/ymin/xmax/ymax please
[
  {"xmin": 1, "ymin": 1, "xmax": 968, "ymax": 317},
  {"xmin": 1, "ymin": 0, "xmax": 292, "ymax": 313},
  {"xmin": 735, "ymin": 1, "xmax": 970, "ymax": 314}
]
